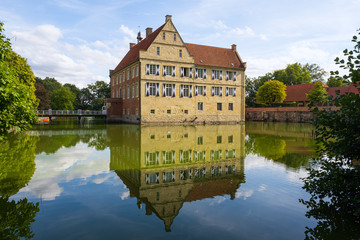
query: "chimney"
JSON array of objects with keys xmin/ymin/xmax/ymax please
[
  {"xmin": 146, "ymin": 27, "xmax": 153, "ymax": 38},
  {"xmin": 165, "ymin": 15, "xmax": 172, "ymax": 23},
  {"xmin": 231, "ymin": 44, "xmax": 237, "ymax": 51},
  {"xmin": 129, "ymin": 43, "xmax": 136, "ymax": 49}
]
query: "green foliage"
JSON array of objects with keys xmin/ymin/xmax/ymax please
[
  {"xmin": 256, "ymin": 80, "xmax": 287, "ymax": 106},
  {"xmin": 38, "ymin": 77, "xmax": 62, "ymax": 92},
  {"xmin": 0, "ymin": 197, "xmax": 39, "ymax": 240},
  {"xmin": 50, "ymin": 87, "xmax": 76, "ymax": 110},
  {"xmin": 301, "ymin": 29, "xmax": 360, "ymax": 239},
  {"xmin": 64, "ymin": 83, "xmax": 81, "ymax": 109},
  {"xmin": 273, "ymin": 62, "xmax": 312, "ymax": 86},
  {"xmin": 35, "ymin": 82, "xmax": 51, "ymax": 109},
  {"xmin": 306, "ymin": 82, "xmax": 328, "ymax": 103},
  {"xmin": 245, "ymin": 74, "xmax": 271, "ymax": 107},
  {"xmin": 326, "ymin": 76, "xmax": 350, "ymax": 87},
  {"xmin": 0, "ymin": 133, "xmax": 37, "ymax": 197},
  {"xmin": 304, "ymin": 63, "xmax": 328, "ymax": 82},
  {"xmin": 0, "ymin": 22, "xmax": 38, "ymax": 135}
]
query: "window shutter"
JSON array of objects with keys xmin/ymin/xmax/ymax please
[
  {"xmin": 162, "ymin": 172, "xmax": 166, "ymax": 181},
  {"xmin": 156, "ymin": 173, "xmax": 159, "ymax": 183},
  {"xmin": 211, "ymin": 87, "xmax": 214, "ymax": 96},
  {"xmin": 163, "ymin": 66, "xmax": 166, "ymax": 76},
  {"xmin": 189, "ymin": 85, "xmax": 193, "ymax": 98},
  {"xmin": 172, "ymin": 66, "xmax": 176, "ymax": 76},
  {"xmin": 234, "ymin": 88, "xmax": 236, "ymax": 97},
  {"xmin": 180, "ymin": 84, "xmax": 184, "ymax": 97},
  {"xmin": 172, "ymin": 151, "xmax": 175, "ymax": 163},
  {"xmin": 162, "ymin": 151, "xmax": 166, "ymax": 164},
  {"xmin": 220, "ymin": 87, "xmax": 223, "ymax": 96},
  {"xmin": 181, "ymin": 67, "xmax": 184, "ymax": 77},
  {"xmin": 226, "ymin": 87, "xmax": 229, "ymax": 96},
  {"xmin": 172, "ymin": 171, "xmax": 175, "ymax": 181},
  {"xmin": 195, "ymin": 68, "xmax": 198, "ymax": 78},
  {"xmin": 189, "ymin": 150, "xmax": 192, "ymax": 161},
  {"xmin": 233, "ymin": 72, "xmax": 237, "ymax": 81},
  {"xmin": 226, "ymin": 71, "xmax": 229, "ymax": 80},
  {"xmin": 156, "ymin": 152, "xmax": 159, "ymax": 164},
  {"xmin": 195, "ymin": 86, "xmax": 198, "ymax": 96},
  {"xmin": 180, "ymin": 150, "xmax": 183, "ymax": 163},
  {"xmin": 194, "ymin": 152, "xmax": 198, "ymax": 161},
  {"xmin": 204, "ymin": 69, "xmax": 207, "ymax": 79},
  {"xmin": 156, "ymin": 65, "xmax": 160, "ymax": 75},
  {"xmin": 163, "ymin": 83, "xmax": 166, "ymax": 97},
  {"xmin": 172, "ymin": 84, "xmax": 176, "ymax": 97},
  {"xmin": 156, "ymin": 83, "xmax": 160, "ymax": 96},
  {"xmin": 145, "ymin": 82, "xmax": 149, "ymax": 96},
  {"xmin": 146, "ymin": 64, "xmax": 150, "ymax": 75},
  {"xmin": 212, "ymin": 70, "xmax": 215, "ymax": 80},
  {"xmin": 189, "ymin": 68, "xmax": 193, "ymax": 78},
  {"xmin": 203, "ymin": 151, "xmax": 206, "ymax": 160},
  {"xmin": 203, "ymin": 86, "xmax": 206, "ymax": 96},
  {"xmin": 220, "ymin": 70, "xmax": 223, "ymax": 80},
  {"xmin": 145, "ymin": 152, "xmax": 149, "ymax": 165}
]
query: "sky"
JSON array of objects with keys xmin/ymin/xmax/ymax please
[{"xmin": 1, "ymin": 0, "xmax": 359, "ymax": 88}]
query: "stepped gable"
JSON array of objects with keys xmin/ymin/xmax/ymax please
[
  {"xmin": 185, "ymin": 43, "xmax": 245, "ymax": 69},
  {"xmin": 112, "ymin": 23, "xmax": 165, "ymax": 73}
]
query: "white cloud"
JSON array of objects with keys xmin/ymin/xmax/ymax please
[
  {"xmin": 119, "ymin": 24, "xmax": 136, "ymax": 39},
  {"xmin": 235, "ymin": 188, "xmax": 254, "ymax": 200},
  {"xmin": 120, "ymin": 191, "xmax": 130, "ymax": 200}
]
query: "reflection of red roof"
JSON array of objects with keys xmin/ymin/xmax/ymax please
[
  {"xmin": 185, "ymin": 178, "xmax": 242, "ymax": 202},
  {"xmin": 185, "ymin": 43, "xmax": 245, "ymax": 69},
  {"xmin": 112, "ymin": 24, "xmax": 166, "ymax": 74},
  {"xmin": 284, "ymin": 83, "xmax": 315, "ymax": 102},
  {"xmin": 326, "ymin": 84, "xmax": 360, "ymax": 97}
]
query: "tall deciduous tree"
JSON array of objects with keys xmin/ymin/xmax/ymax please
[
  {"xmin": 273, "ymin": 63, "xmax": 312, "ymax": 86},
  {"xmin": 256, "ymin": 80, "xmax": 287, "ymax": 106},
  {"xmin": 64, "ymin": 83, "xmax": 81, "ymax": 109},
  {"xmin": 50, "ymin": 87, "xmax": 76, "ymax": 110},
  {"xmin": 0, "ymin": 22, "xmax": 38, "ymax": 135},
  {"xmin": 35, "ymin": 82, "xmax": 51, "ymax": 110},
  {"xmin": 304, "ymin": 63, "xmax": 328, "ymax": 82},
  {"xmin": 40, "ymin": 77, "xmax": 62, "ymax": 92}
]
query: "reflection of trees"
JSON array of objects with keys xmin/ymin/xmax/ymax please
[
  {"xmin": 0, "ymin": 197, "xmax": 39, "ymax": 240},
  {"xmin": 0, "ymin": 134, "xmax": 37, "ymax": 197},
  {"xmin": 254, "ymin": 135, "xmax": 286, "ymax": 160},
  {"xmin": 35, "ymin": 135, "xmax": 81, "ymax": 154},
  {"xmin": 274, "ymin": 153, "xmax": 310, "ymax": 170},
  {"xmin": 300, "ymin": 159, "xmax": 360, "ymax": 239}
]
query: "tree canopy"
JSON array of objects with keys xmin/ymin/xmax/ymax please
[
  {"xmin": 306, "ymin": 81, "xmax": 328, "ymax": 104},
  {"xmin": 50, "ymin": 87, "xmax": 76, "ymax": 110},
  {"xmin": 255, "ymin": 80, "xmax": 287, "ymax": 106},
  {"xmin": 273, "ymin": 62, "xmax": 312, "ymax": 86},
  {"xmin": 0, "ymin": 22, "xmax": 38, "ymax": 135}
]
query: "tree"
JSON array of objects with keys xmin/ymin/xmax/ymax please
[
  {"xmin": 304, "ymin": 63, "xmax": 328, "ymax": 82},
  {"xmin": 326, "ymin": 76, "xmax": 350, "ymax": 87},
  {"xmin": 245, "ymin": 74, "xmax": 272, "ymax": 107},
  {"xmin": 40, "ymin": 77, "xmax": 62, "ymax": 92},
  {"xmin": 256, "ymin": 80, "xmax": 287, "ymax": 106},
  {"xmin": 273, "ymin": 62, "xmax": 312, "ymax": 85},
  {"xmin": 306, "ymin": 81, "xmax": 328, "ymax": 104},
  {"xmin": 64, "ymin": 83, "xmax": 81, "ymax": 109},
  {"xmin": 301, "ymin": 29, "xmax": 360, "ymax": 239},
  {"xmin": 0, "ymin": 22, "xmax": 38, "ymax": 135},
  {"xmin": 35, "ymin": 82, "xmax": 51, "ymax": 110},
  {"xmin": 86, "ymin": 80, "xmax": 110, "ymax": 110},
  {"xmin": 50, "ymin": 87, "xmax": 76, "ymax": 110}
]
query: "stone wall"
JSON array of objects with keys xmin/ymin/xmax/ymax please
[{"xmin": 245, "ymin": 107, "xmax": 340, "ymax": 123}]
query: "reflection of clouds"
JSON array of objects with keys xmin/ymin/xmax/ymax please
[
  {"xmin": 258, "ymin": 184, "xmax": 267, "ymax": 192},
  {"xmin": 120, "ymin": 191, "xmax": 129, "ymax": 200},
  {"xmin": 235, "ymin": 189, "xmax": 254, "ymax": 200},
  {"xmin": 93, "ymin": 175, "xmax": 112, "ymax": 184},
  {"xmin": 209, "ymin": 196, "xmax": 226, "ymax": 206},
  {"xmin": 19, "ymin": 143, "xmax": 110, "ymax": 200}
]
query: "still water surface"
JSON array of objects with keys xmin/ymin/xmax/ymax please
[{"xmin": 0, "ymin": 120, "xmax": 317, "ymax": 239}]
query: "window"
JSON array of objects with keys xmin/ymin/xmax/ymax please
[
  {"xmin": 167, "ymin": 109, "xmax": 171, "ymax": 114},
  {"xmin": 212, "ymin": 87, "xmax": 222, "ymax": 96},
  {"xmin": 198, "ymin": 102, "xmax": 203, "ymax": 111},
  {"xmin": 163, "ymin": 32, "xmax": 165, "ymax": 40},
  {"xmin": 136, "ymin": 65, "xmax": 139, "ymax": 77},
  {"xmin": 229, "ymin": 103, "xmax": 233, "ymax": 111},
  {"xmin": 212, "ymin": 70, "xmax": 222, "ymax": 80},
  {"xmin": 127, "ymin": 86, "xmax": 130, "ymax": 99},
  {"xmin": 197, "ymin": 136, "xmax": 203, "ymax": 145},
  {"xmin": 194, "ymin": 151, "xmax": 206, "ymax": 161},
  {"xmin": 123, "ymin": 72, "xmax": 125, "ymax": 81},
  {"xmin": 119, "ymin": 87, "xmax": 121, "ymax": 98},
  {"xmin": 217, "ymin": 136, "xmax": 222, "ymax": 144},
  {"xmin": 163, "ymin": 83, "xmax": 175, "ymax": 97},
  {"xmin": 184, "ymin": 110, "xmax": 188, "ymax": 114},
  {"xmin": 135, "ymin": 108, "xmax": 138, "ymax": 115},
  {"xmin": 174, "ymin": 33, "xmax": 176, "ymax": 41},
  {"xmin": 132, "ymin": 67, "xmax": 135, "ymax": 78},
  {"xmin": 180, "ymin": 67, "xmax": 192, "ymax": 78},
  {"xmin": 195, "ymin": 86, "xmax": 206, "ymax": 96},
  {"xmin": 132, "ymin": 85, "xmax": 135, "ymax": 98},
  {"xmin": 217, "ymin": 103, "xmax": 222, "ymax": 111},
  {"xmin": 196, "ymin": 68, "xmax": 207, "ymax": 79},
  {"xmin": 145, "ymin": 152, "xmax": 159, "ymax": 166},
  {"xmin": 149, "ymin": 83, "xmax": 156, "ymax": 96},
  {"xmin": 163, "ymin": 65, "xmax": 175, "ymax": 76},
  {"xmin": 149, "ymin": 65, "xmax": 156, "ymax": 75},
  {"xmin": 136, "ymin": 83, "xmax": 138, "ymax": 97},
  {"xmin": 123, "ymin": 88, "xmax": 125, "ymax": 99},
  {"xmin": 150, "ymin": 134, "xmax": 155, "ymax": 139},
  {"xmin": 127, "ymin": 70, "xmax": 130, "ymax": 80},
  {"xmin": 228, "ymin": 135, "xmax": 233, "ymax": 143},
  {"xmin": 162, "ymin": 151, "xmax": 175, "ymax": 164},
  {"xmin": 167, "ymin": 133, "xmax": 171, "ymax": 139},
  {"xmin": 157, "ymin": 47, "xmax": 160, "ymax": 55},
  {"xmin": 150, "ymin": 109, "xmax": 155, "ymax": 114},
  {"xmin": 226, "ymin": 71, "xmax": 237, "ymax": 81},
  {"xmin": 145, "ymin": 82, "xmax": 159, "ymax": 96},
  {"xmin": 127, "ymin": 108, "xmax": 130, "ymax": 115},
  {"xmin": 211, "ymin": 150, "xmax": 222, "ymax": 160},
  {"xmin": 180, "ymin": 150, "xmax": 192, "ymax": 163},
  {"xmin": 179, "ymin": 49, "xmax": 182, "ymax": 58},
  {"xmin": 180, "ymin": 84, "xmax": 192, "ymax": 97},
  {"xmin": 226, "ymin": 87, "xmax": 236, "ymax": 96}
]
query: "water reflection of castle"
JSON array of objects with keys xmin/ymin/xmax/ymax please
[{"xmin": 107, "ymin": 125, "xmax": 246, "ymax": 232}]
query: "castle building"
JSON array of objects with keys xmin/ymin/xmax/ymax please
[{"xmin": 106, "ymin": 15, "xmax": 247, "ymax": 124}]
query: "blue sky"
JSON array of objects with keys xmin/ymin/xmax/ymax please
[{"xmin": 1, "ymin": 0, "xmax": 359, "ymax": 87}]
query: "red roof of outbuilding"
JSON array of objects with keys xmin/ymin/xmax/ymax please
[
  {"xmin": 326, "ymin": 84, "xmax": 360, "ymax": 97},
  {"xmin": 283, "ymin": 83, "xmax": 315, "ymax": 102}
]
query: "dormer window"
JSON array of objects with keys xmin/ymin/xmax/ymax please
[
  {"xmin": 179, "ymin": 49, "xmax": 182, "ymax": 58},
  {"xmin": 174, "ymin": 34, "xmax": 176, "ymax": 41},
  {"xmin": 163, "ymin": 32, "xmax": 165, "ymax": 40},
  {"xmin": 157, "ymin": 47, "xmax": 160, "ymax": 55}
]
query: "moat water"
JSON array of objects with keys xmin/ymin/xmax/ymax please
[{"xmin": 0, "ymin": 119, "xmax": 317, "ymax": 239}]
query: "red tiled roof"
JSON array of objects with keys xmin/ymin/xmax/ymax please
[
  {"xmin": 283, "ymin": 83, "xmax": 315, "ymax": 102},
  {"xmin": 326, "ymin": 84, "xmax": 360, "ymax": 97},
  {"xmin": 185, "ymin": 43, "xmax": 245, "ymax": 69},
  {"xmin": 112, "ymin": 24, "xmax": 165, "ymax": 74}
]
